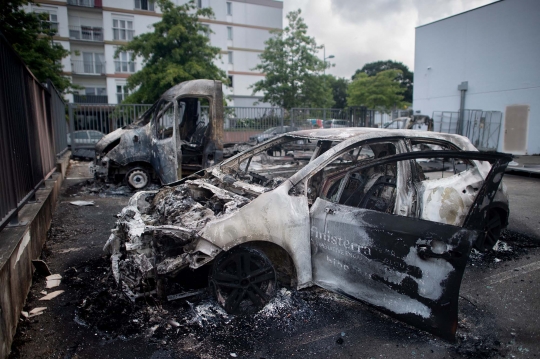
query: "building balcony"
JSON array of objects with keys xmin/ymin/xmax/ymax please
[
  {"xmin": 73, "ymin": 94, "xmax": 108, "ymax": 103},
  {"xmin": 69, "ymin": 26, "xmax": 103, "ymax": 42},
  {"xmin": 114, "ymin": 60, "xmax": 136, "ymax": 73},
  {"xmin": 67, "ymin": 0, "xmax": 98, "ymax": 8},
  {"xmin": 71, "ymin": 60, "xmax": 106, "ymax": 75}
]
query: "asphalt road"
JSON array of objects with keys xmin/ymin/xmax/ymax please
[{"xmin": 8, "ymin": 163, "xmax": 540, "ymax": 359}]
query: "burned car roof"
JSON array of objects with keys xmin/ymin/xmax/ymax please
[
  {"xmin": 275, "ymin": 127, "xmax": 476, "ymax": 149},
  {"xmin": 160, "ymin": 79, "xmax": 221, "ymax": 102}
]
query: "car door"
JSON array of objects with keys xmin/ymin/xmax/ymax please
[
  {"xmin": 150, "ymin": 100, "xmax": 181, "ymax": 184},
  {"xmin": 309, "ymin": 150, "xmax": 511, "ymax": 340}
]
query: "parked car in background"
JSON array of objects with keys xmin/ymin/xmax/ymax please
[
  {"xmin": 323, "ymin": 119, "xmax": 350, "ymax": 128},
  {"xmin": 67, "ymin": 130, "xmax": 105, "ymax": 159},
  {"xmin": 305, "ymin": 118, "xmax": 323, "ymax": 128},
  {"xmin": 67, "ymin": 130, "xmax": 105, "ymax": 146},
  {"xmin": 249, "ymin": 126, "xmax": 298, "ymax": 143}
]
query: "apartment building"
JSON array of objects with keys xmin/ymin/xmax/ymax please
[{"xmin": 27, "ymin": 0, "xmax": 283, "ymax": 106}]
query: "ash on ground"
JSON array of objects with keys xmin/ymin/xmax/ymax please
[
  {"xmin": 469, "ymin": 229, "xmax": 540, "ymax": 267},
  {"xmin": 65, "ymin": 178, "xmax": 160, "ymax": 198}
]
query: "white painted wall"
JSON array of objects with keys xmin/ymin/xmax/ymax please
[{"xmin": 413, "ymin": 0, "xmax": 540, "ymax": 154}]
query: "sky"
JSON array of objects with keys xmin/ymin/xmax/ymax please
[{"xmin": 282, "ymin": 0, "xmax": 499, "ymax": 78}]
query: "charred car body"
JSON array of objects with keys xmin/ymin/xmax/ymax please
[
  {"xmin": 93, "ymin": 80, "xmax": 224, "ymax": 188},
  {"xmin": 104, "ymin": 128, "xmax": 511, "ymax": 340}
]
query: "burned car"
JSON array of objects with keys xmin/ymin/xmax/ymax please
[
  {"xmin": 104, "ymin": 128, "xmax": 511, "ymax": 340},
  {"xmin": 93, "ymin": 80, "xmax": 224, "ymax": 189}
]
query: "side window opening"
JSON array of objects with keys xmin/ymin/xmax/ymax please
[
  {"xmin": 178, "ymin": 97, "xmax": 210, "ymax": 147},
  {"xmin": 307, "ymin": 142, "xmax": 396, "ymax": 206},
  {"xmin": 155, "ymin": 100, "xmax": 175, "ymax": 140}
]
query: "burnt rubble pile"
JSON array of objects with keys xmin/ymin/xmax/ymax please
[
  {"xmin": 151, "ymin": 180, "xmax": 250, "ymax": 227},
  {"xmin": 104, "ymin": 178, "xmax": 252, "ymax": 300},
  {"xmin": 71, "ymin": 256, "xmax": 316, "ymax": 356}
]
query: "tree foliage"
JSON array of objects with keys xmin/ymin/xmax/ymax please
[
  {"xmin": 0, "ymin": 0, "xmax": 71, "ymax": 93},
  {"xmin": 353, "ymin": 60, "xmax": 413, "ymax": 103},
  {"xmin": 347, "ymin": 69, "xmax": 407, "ymax": 113},
  {"xmin": 250, "ymin": 10, "xmax": 332, "ymax": 109},
  {"xmin": 118, "ymin": 0, "xmax": 226, "ymax": 104},
  {"xmin": 323, "ymin": 75, "xmax": 349, "ymax": 109}
]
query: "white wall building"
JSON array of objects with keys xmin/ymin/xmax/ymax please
[
  {"xmin": 413, "ymin": 0, "xmax": 540, "ymax": 154},
  {"xmin": 27, "ymin": 0, "xmax": 282, "ymax": 106}
]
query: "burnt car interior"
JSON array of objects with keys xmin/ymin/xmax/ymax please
[{"xmin": 154, "ymin": 97, "xmax": 211, "ymax": 168}]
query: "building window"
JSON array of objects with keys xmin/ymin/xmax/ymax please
[
  {"xmin": 197, "ymin": 0, "xmax": 202, "ymax": 8},
  {"xmin": 226, "ymin": 2, "xmax": 232, "ymax": 15},
  {"xmin": 35, "ymin": 10, "xmax": 58, "ymax": 33},
  {"xmin": 115, "ymin": 51, "xmax": 136, "ymax": 73},
  {"xmin": 134, "ymin": 0, "xmax": 154, "ymax": 11},
  {"xmin": 82, "ymin": 52, "xmax": 105, "ymax": 74},
  {"xmin": 228, "ymin": 51, "xmax": 233, "ymax": 64},
  {"xmin": 113, "ymin": 19, "xmax": 134, "ymax": 41},
  {"xmin": 228, "ymin": 75, "xmax": 233, "ymax": 88},
  {"xmin": 116, "ymin": 84, "xmax": 130, "ymax": 103},
  {"xmin": 84, "ymin": 87, "xmax": 107, "ymax": 96},
  {"xmin": 227, "ymin": 26, "xmax": 233, "ymax": 40}
]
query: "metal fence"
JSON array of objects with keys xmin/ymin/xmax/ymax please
[
  {"xmin": 223, "ymin": 106, "xmax": 284, "ymax": 143},
  {"xmin": 433, "ymin": 110, "xmax": 502, "ymax": 151},
  {"xmin": 290, "ymin": 107, "xmax": 405, "ymax": 128},
  {"xmin": 46, "ymin": 80, "xmax": 68, "ymax": 157},
  {"xmin": 0, "ymin": 33, "xmax": 65, "ymax": 230}
]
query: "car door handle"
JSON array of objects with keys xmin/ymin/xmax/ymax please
[
  {"xmin": 324, "ymin": 207, "xmax": 335, "ymax": 215},
  {"xmin": 417, "ymin": 245, "xmax": 462, "ymax": 260}
]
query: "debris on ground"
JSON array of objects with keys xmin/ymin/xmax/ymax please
[
  {"xmin": 39, "ymin": 290, "xmax": 64, "ymax": 301},
  {"xmin": 469, "ymin": 229, "xmax": 540, "ymax": 266},
  {"xmin": 45, "ymin": 274, "xmax": 62, "ymax": 288},
  {"xmin": 31, "ymin": 260, "xmax": 52, "ymax": 276},
  {"xmin": 65, "ymin": 178, "xmax": 160, "ymax": 198},
  {"xmin": 70, "ymin": 200, "xmax": 95, "ymax": 206}
]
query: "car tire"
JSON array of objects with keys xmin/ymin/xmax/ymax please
[
  {"xmin": 125, "ymin": 167, "xmax": 150, "ymax": 189},
  {"xmin": 209, "ymin": 246, "xmax": 276, "ymax": 315},
  {"xmin": 482, "ymin": 210, "xmax": 502, "ymax": 251}
]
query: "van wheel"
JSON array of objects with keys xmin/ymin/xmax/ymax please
[
  {"xmin": 210, "ymin": 247, "xmax": 276, "ymax": 315},
  {"xmin": 125, "ymin": 167, "xmax": 150, "ymax": 189}
]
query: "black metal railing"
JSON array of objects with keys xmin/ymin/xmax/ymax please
[
  {"xmin": 74, "ymin": 94, "xmax": 108, "ymax": 104},
  {"xmin": 46, "ymin": 80, "xmax": 69, "ymax": 157},
  {"xmin": 67, "ymin": 0, "xmax": 95, "ymax": 7},
  {"xmin": 71, "ymin": 60, "xmax": 106, "ymax": 75},
  {"xmin": 69, "ymin": 25, "xmax": 103, "ymax": 41},
  {"xmin": 0, "ymin": 32, "xmax": 62, "ymax": 230}
]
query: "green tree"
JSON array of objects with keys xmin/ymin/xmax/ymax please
[
  {"xmin": 347, "ymin": 69, "xmax": 407, "ymax": 113},
  {"xmin": 323, "ymin": 75, "xmax": 349, "ymax": 109},
  {"xmin": 118, "ymin": 0, "xmax": 226, "ymax": 104},
  {"xmin": 353, "ymin": 60, "xmax": 413, "ymax": 103},
  {"xmin": 0, "ymin": 0, "xmax": 71, "ymax": 92},
  {"xmin": 250, "ymin": 10, "xmax": 332, "ymax": 109}
]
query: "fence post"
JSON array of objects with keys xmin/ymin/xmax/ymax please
[{"xmin": 68, "ymin": 103, "xmax": 75, "ymax": 155}]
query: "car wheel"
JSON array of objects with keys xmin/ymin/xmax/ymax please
[
  {"xmin": 210, "ymin": 247, "xmax": 276, "ymax": 315},
  {"xmin": 483, "ymin": 210, "xmax": 502, "ymax": 250},
  {"xmin": 125, "ymin": 167, "xmax": 150, "ymax": 189}
]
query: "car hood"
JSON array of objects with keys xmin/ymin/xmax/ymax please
[{"xmin": 95, "ymin": 127, "xmax": 134, "ymax": 153}]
